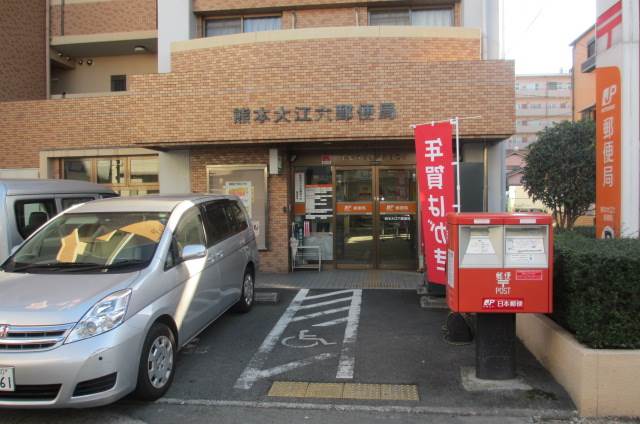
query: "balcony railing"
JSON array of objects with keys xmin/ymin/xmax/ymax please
[{"xmin": 581, "ymin": 55, "xmax": 596, "ymax": 73}]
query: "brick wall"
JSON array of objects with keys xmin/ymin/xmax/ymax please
[
  {"xmin": 172, "ymin": 37, "xmax": 480, "ymax": 73},
  {"xmin": 0, "ymin": 0, "xmax": 47, "ymax": 101},
  {"xmin": 291, "ymin": 7, "xmax": 364, "ymax": 28},
  {"xmin": 190, "ymin": 146, "xmax": 289, "ymax": 273},
  {"xmin": 0, "ymin": 50, "xmax": 513, "ymax": 169},
  {"xmin": 50, "ymin": 0, "xmax": 156, "ymax": 36}
]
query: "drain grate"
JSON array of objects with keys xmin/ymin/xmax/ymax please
[{"xmin": 268, "ymin": 381, "xmax": 419, "ymax": 401}]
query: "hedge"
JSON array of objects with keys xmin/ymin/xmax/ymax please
[{"xmin": 553, "ymin": 231, "xmax": 640, "ymax": 349}]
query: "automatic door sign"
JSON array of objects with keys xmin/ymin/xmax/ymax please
[{"xmin": 281, "ymin": 330, "xmax": 336, "ymax": 348}]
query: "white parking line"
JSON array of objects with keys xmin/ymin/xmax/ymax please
[
  {"xmin": 304, "ymin": 290, "xmax": 356, "ymax": 300},
  {"xmin": 291, "ymin": 306, "xmax": 351, "ymax": 322},
  {"xmin": 234, "ymin": 289, "xmax": 309, "ymax": 390},
  {"xmin": 234, "ymin": 289, "xmax": 362, "ymax": 390},
  {"xmin": 312, "ymin": 317, "xmax": 349, "ymax": 327},
  {"xmin": 298, "ymin": 297, "xmax": 353, "ymax": 310},
  {"xmin": 251, "ymin": 353, "xmax": 336, "ymax": 380},
  {"xmin": 336, "ymin": 290, "xmax": 362, "ymax": 379}
]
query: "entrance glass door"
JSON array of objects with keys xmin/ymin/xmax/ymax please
[
  {"xmin": 377, "ymin": 167, "xmax": 418, "ymax": 269},
  {"xmin": 334, "ymin": 166, "xmax": 418, "ymax": 269},
  {"xmin": 335, "ymin": 168, "xmax": 374, "ymax": 268}
]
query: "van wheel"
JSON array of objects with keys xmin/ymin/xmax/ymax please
[
  {"xmin": 134, "ymin": 322, "xmax": 176, "ymax": 401},
  {"xmin": 233, "ymin": 270, "xmax": 254, "ymax": 313}
]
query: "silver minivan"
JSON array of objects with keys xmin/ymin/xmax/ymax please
[
  {"xmin": 0, "ymin": 179, "xmax": 116, "ymax": 262},
  {"xmin": 0, "ymin": 194, "xmax": 259, "ymax": 408}
]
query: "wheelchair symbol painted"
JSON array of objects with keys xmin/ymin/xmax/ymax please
[{"xmin": 281, "ymin": 330, "xmax": 337, "ymax": 348}]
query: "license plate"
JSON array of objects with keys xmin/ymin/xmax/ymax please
[{"xmin": 0, "ymin": 367, "xmax": 15, "ymax": 392}]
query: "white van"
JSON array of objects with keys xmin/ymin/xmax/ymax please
[{"xmin": 0, "ymin": 179, "xmax": 116, "ymax": 261}]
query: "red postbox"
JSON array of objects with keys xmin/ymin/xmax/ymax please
[{"xmin": 447, "ymin": 213, "xmax": 553, "ymax": 313}]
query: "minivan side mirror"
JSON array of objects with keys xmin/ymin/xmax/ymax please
[{"xmin": 180, "ymin": 244, "xmax": 206, "ymax": 261}]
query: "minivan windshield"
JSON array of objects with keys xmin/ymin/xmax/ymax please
[{"xmin": 2, "ymin": 212, "xmax": 169, "ymax": 273}]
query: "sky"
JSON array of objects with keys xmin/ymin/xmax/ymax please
[{"xmin": 503, "ymin": 0, "xmax": 596, "ymax": 75}]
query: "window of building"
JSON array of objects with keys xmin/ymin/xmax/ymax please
[
  {"xmin": 547, "ymin": 81, "xmax": 559, "ymax": 90},
  {"xmin": 62, "ymin": 155, "xmax": 159, "ymax": 196},
  {"xmin": 110, "ymin": 75, "xmax": 126, "ymax": 92},
  {"xmin": 587, "ymin": 38, "xmax": 596, "ymax": 58},
  {"xmin": 207, "ymin": 165, "xmax": 268, "ymax": 249},
  {"xmin": 581, "ymin": 106, "xmax": 596, "ymax": 121},
  {"xmin": 204, "ymin": 16, "xmax": 281, "ymax": 37},
  {"xmin": 369, "ymin": 8, "xmax": 453, "ymax": 27},
  {"xmin": 63, "ymin": 159, "xmax": 92, "ymax": 181}
]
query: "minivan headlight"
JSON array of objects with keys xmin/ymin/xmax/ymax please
[{"xmin": 65, "ymin": 289, "xmax": 132, "ymax": 344}]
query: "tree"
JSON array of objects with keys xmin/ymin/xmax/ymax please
[{"xmin": 522, "ymin": 120, "xmax": 595, "ymax": 230}]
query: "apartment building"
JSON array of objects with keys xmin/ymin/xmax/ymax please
[
  {"xmin": 506, "ymin": 74, "xmax": 572, "ymax": 152},
  {"xmin": 0, "ymin": 0, "xmax": 514, "ymax": 272},
  {"xmin": 571, "ymin": 25, "xmax": 596, "ymax": 121}
]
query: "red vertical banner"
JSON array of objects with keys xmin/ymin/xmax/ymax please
[
  {"xmin": 414, "ymin": 123, "xmax": 455, "ymax": 285},
  {"xmin": 596, "ymin": 67, "xmax": 621, "ymax": 238}
]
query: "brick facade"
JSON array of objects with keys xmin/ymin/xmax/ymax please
[
  {"xmin": 50, "ymin": 0, "xmax": 156, "ymax": 37},
  {"xmin": 0, "ymin": 0, "xmax": 47, "ymax": 101},
  {"xmin": 171, "ymin": 36, "xmax": 480, "ymax": 73},
  {"xmin": 0, "ymin": 4, "xmax": 511, "ymax": 272},
  {"xmin": 289, "ymin": 7, "xmax": 367, "ymax": 28},
  {"xmin": 190, "ymin": 146, "xmax": 289, "ymax": 272},
  {"xmin": 0, "ymin": 54, "xmax": 513, "ymax": 168}
]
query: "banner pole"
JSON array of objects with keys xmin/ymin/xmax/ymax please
[{"xmin": 453, "ymin": 117, "xmax": 462, "ymax": 212}]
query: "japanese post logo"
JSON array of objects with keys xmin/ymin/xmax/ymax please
[
  {"xmin": 482, "ymin": 299, "xmax": 496, "ymax": 308},
  {"xmin": 496, "ymin": 272, "xmax": 511, "ymax": 295},
  {"xmin": 602, "ymin": 84, "xmax": 617, "ymax": 109},
  {"xmin": 0, "ymin": 324, "xmax": 9, "ymax": 338}
]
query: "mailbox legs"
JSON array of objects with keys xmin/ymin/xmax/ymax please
[{"xmin": 475, "ymin": 313, "xmax": 516, "ymax": 380}]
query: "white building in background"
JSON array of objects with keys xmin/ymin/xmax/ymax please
[{"xmin": 506, "ymin": 74, "xmax": 573, "ymax": 153}]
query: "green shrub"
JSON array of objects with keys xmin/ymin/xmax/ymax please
[
  {"xmin": 553, "ymin": 232, "xmax": 640, "ymax": 349},
  {"xmin": 566, "ymin": 226, "xmax": 595, "ymax": 239}
]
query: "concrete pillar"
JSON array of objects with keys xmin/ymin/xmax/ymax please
[
  {"xmin": 487, "ymin": 141, "xmax": 506, "ymax": 212},
  {"xmin": 159, "ymin": 150, "xmax": 191, "ymax": 194},
  {"xmin": 461, "ymin": 0, "xmax": 503, "ymax": 60},
  {"xmin": 157, "ymin": 0, "xmax": 196, "ymax": 73}
]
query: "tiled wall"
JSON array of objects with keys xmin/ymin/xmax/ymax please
[
  {"xmin": 0, "ymin": 34, "xmax": 514, "ymax": 166},
  {"xmin": 0, "ymin": 0, "xmax": 47, "ymax": 101},
  {"xmin": 50, "ymin": 0, "xmax": 156, "ymax": 36}
]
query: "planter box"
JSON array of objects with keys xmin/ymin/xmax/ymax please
[{"xmin": 517, "ymin": 314, "xmax": 640, "ymax": 417}]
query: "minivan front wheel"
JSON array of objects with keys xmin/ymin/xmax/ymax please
[
  {"xmin": 233, "ymin": 270, "xmax": 254, "ymax": 313},
  {"xmin": 134, "ymin": 322, "xmax": 176, "ymax": 401}
]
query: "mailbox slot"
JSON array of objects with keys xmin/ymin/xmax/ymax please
[
  {"xmin": 459, "ymin": 225, "xmax": 503, "ymax": 269},
  {"xmin": 504, "ymin": 225, "xmax": 548, "ymax": 268}
]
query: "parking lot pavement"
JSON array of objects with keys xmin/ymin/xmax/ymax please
[{"xmin": 1, "ymin": 289, "xmax": 579, "ymax": 423}]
